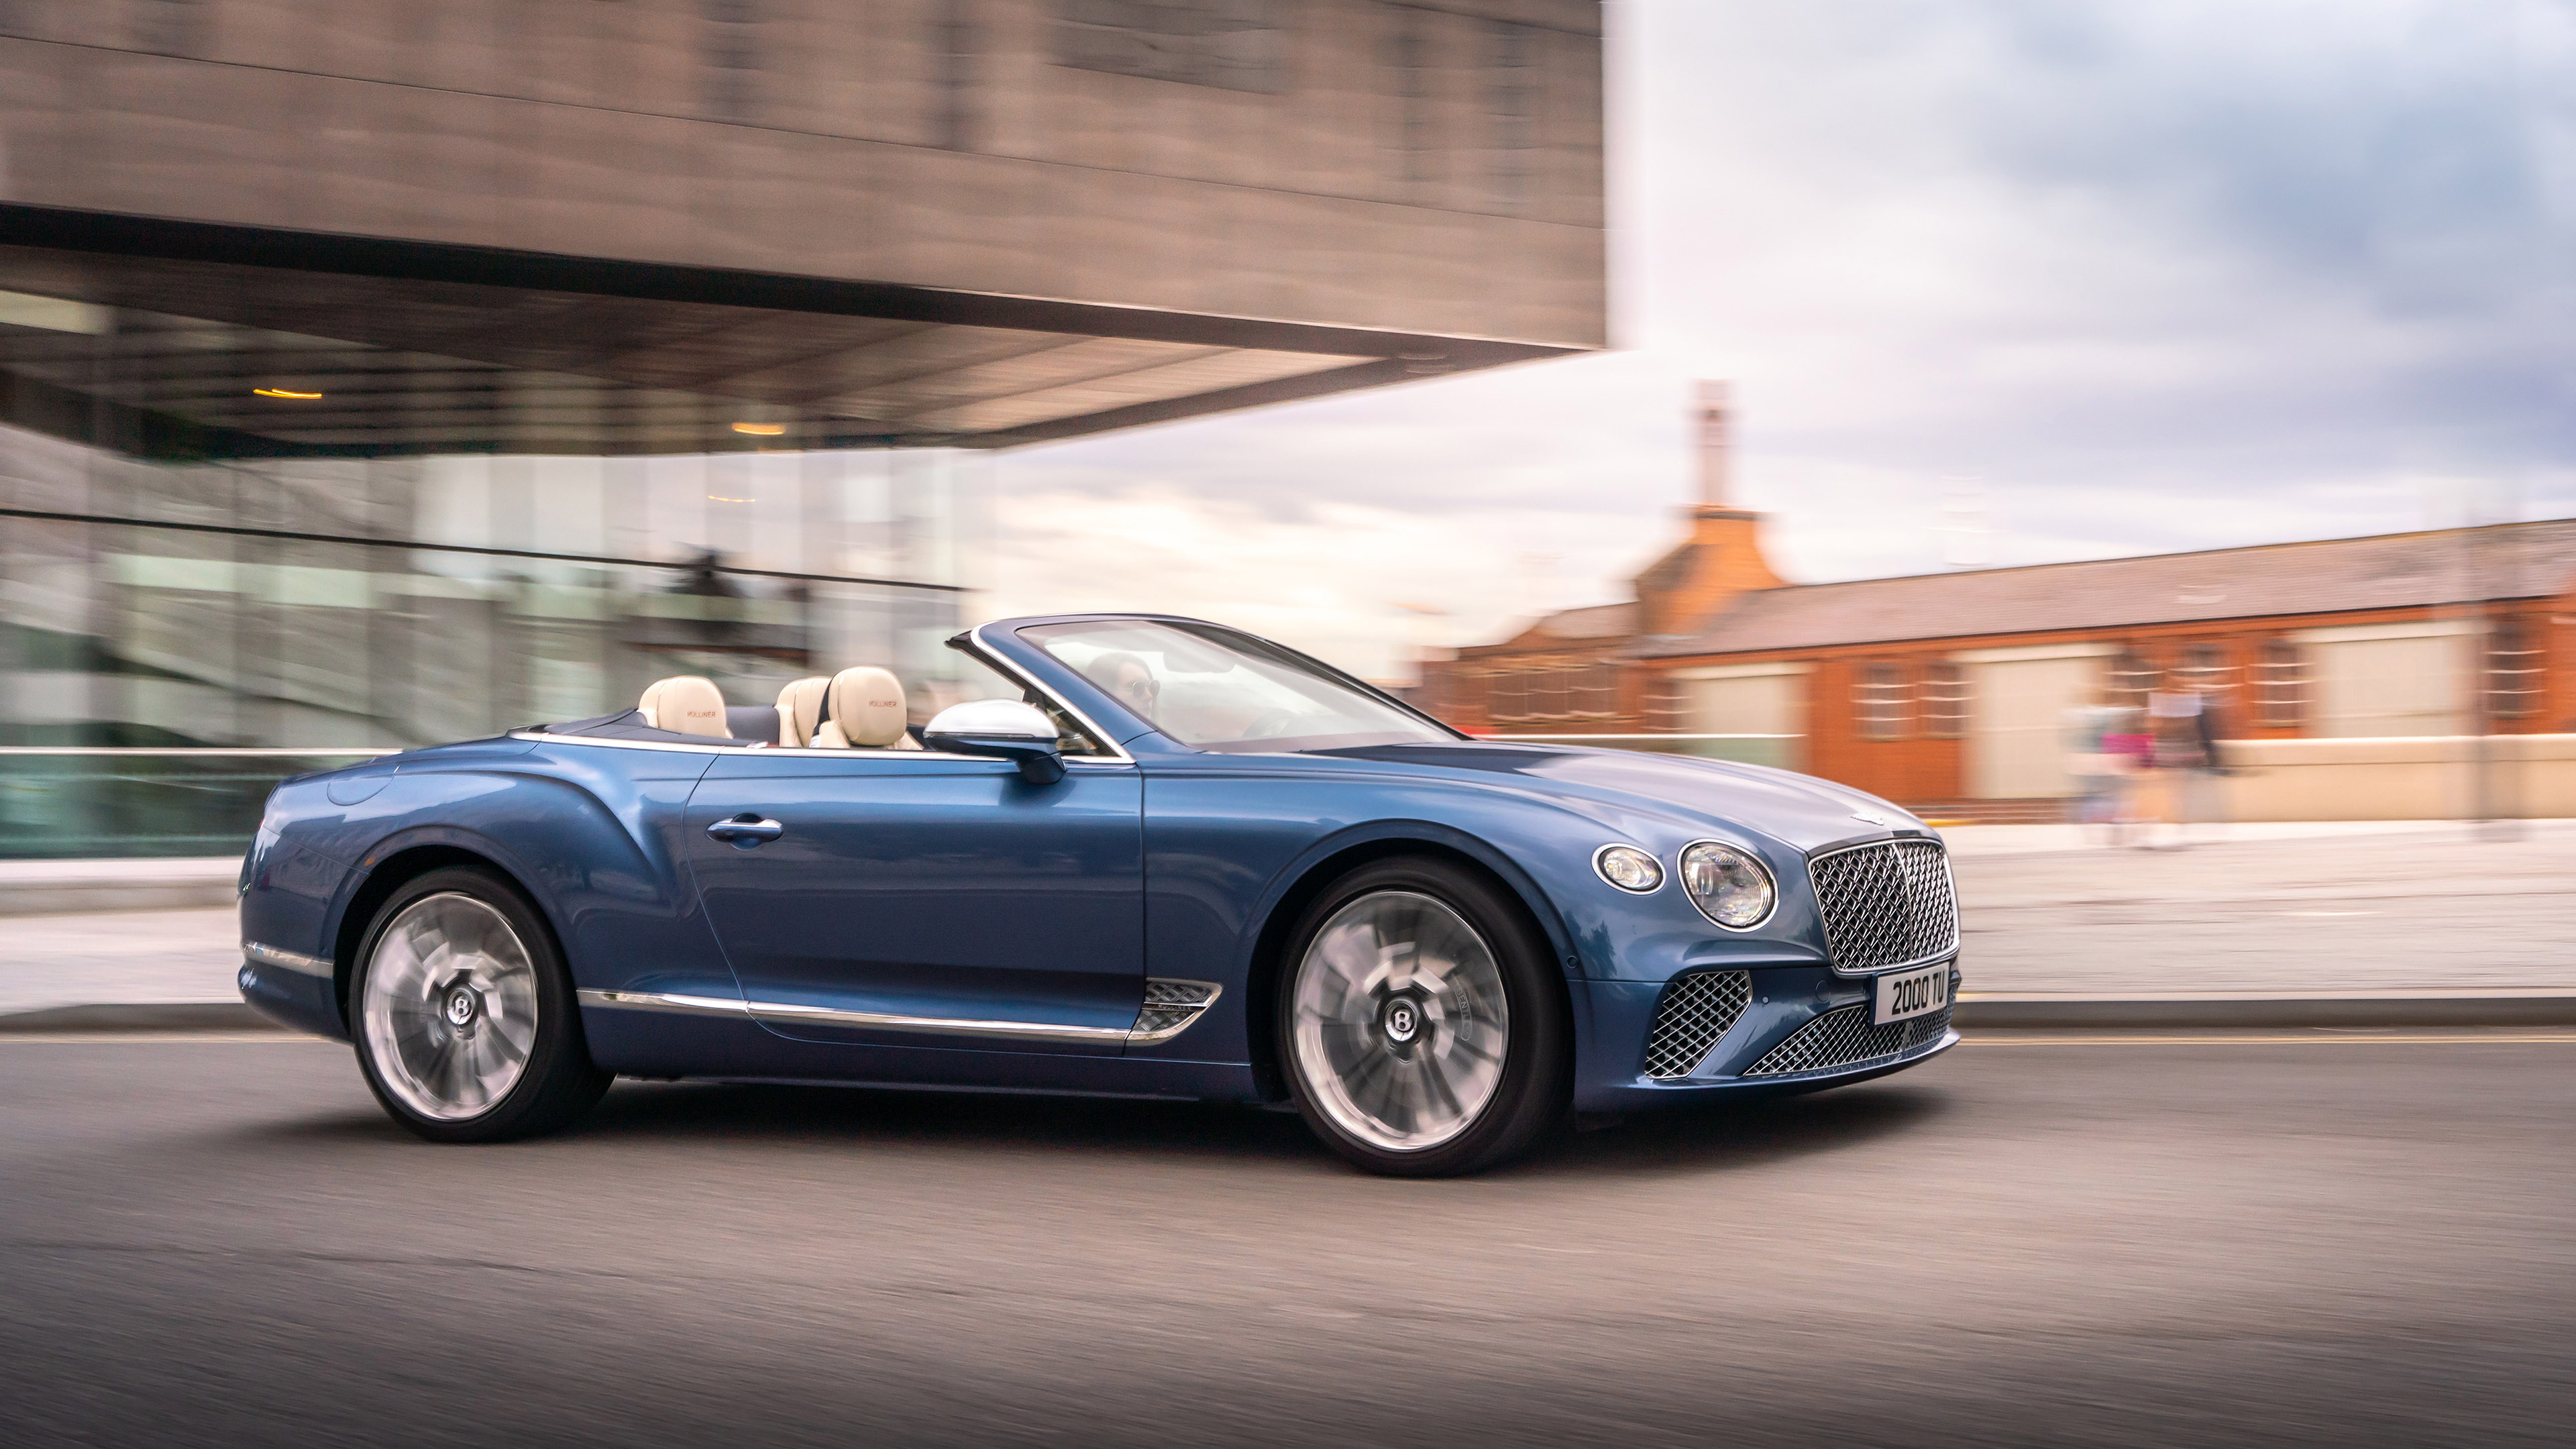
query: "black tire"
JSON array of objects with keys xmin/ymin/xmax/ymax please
[
  {"xmin": 1275, "ymin": 856, "xmax": 1572, "ymax": 1177},
  {"xmin": 349, "ymin": 865, "xmax": 610, "ymax": 1143}
]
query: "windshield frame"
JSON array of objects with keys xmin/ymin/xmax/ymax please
[{"xmin": 1006, "ymin": 616, "xmax": 1469, "ymax": 755}]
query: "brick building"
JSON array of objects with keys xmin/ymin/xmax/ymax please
[
  {"xmin": 1634, "ymin": 520, "xmax": 2576, "ymax": 815},
  {"xmin": 1425, "ymin": 386, "xmax": 2576, "ymax": 816}
]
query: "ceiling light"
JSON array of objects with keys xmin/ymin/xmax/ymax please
[
  {"xmin": 0, "ymin": 290, "xmax": 109, "ymax": 335},
  {"xmin": 731, "ymin": 421, "xmax": 786, "ymax": 436},
  {"xmin": 253, "ymin": 387, "xmax": 323, "ymax": 399}
]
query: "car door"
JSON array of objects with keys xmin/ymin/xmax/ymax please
[{"xmin": 682, "ymin": 749, "xmax": 1144, "ymax": 1055}]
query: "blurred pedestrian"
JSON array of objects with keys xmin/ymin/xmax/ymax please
[
  {"xmin": 2141, "ymin": 690, "xmax": 2226, "ymax": 849},
  {"xmin": 2062, "ymin": 701, "xmax": 2139, "ymax": 845}
]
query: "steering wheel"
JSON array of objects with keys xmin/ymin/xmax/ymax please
[{"xmin": 1243, "ymin": 709, "xmax": 1300, "ymax": 739}]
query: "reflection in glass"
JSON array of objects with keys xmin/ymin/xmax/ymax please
[
  {"xmin": 1021, "ymin": 619, "xmax": 1456, "ymax": 752},
  {"xmin": 0, "ymin": 259, "xmax": 990, "ymax": 855}
]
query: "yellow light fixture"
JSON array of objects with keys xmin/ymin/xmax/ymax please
[
  {"xmin": 731, "ymin": 421, "xmax": 786, "ymax": 436},
  {"xmin": 254, "ymin": 387, "xmax": 323, "ymax": 399}
]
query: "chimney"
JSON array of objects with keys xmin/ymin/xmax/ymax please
[
  {"xmin": 1696, "ymin": 380, "xmax": 1731, "ymax": 508},
  {"xmin": 1632, "ymin": 379, "xmax": 1784, "ymax": 637}
]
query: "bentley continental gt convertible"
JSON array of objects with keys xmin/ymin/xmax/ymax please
[{"xmin": 238, "ymin": 614, "xmax": 1961, "ymax": 1176}]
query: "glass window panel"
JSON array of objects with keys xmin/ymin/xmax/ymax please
[
  {"xmin": 1856, "ymin": 660, "xmax": 1911, "ymax": 741},
  {"xmin": 1921, "ymin": 659, "xmax": 1968, "ymax": 739}
]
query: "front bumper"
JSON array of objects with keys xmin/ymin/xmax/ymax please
[{"xmin": 1572, "ymin": 965, "xmax": 1959, "ymax": 1112}]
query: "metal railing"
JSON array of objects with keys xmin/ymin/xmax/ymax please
[{"xmin": 0, "ymin": 748, "xmax": 398, "ymax": 860}]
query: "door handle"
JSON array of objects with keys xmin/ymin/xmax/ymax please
[{"xmin": 706, "ymin": 815, "xmax": 786, "ymax": 847}]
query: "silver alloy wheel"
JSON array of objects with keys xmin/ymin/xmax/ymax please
[
  {"xmin": 360, "ymin": 892, "xmax": 542, "ymax": 1122},
  {"xmin": 1291, "ymin": 890, "xmax": 1510, "ymax": 1153}
]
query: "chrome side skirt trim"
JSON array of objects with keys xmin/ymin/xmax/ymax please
[
  {"xmin": 749, "ymin": 999, "xmax": 1131, "ymax": 1044},
  {"xmin": 578, "ymin": 989, "xmax": 751, "ymax": 1018},
  {"xmin": 242, "ymin": 941, "xmax": 333, "ymax": 978},
  {"xmin": 578, "ymin": 981, "xmax": 1224, "ymax": 1047}
]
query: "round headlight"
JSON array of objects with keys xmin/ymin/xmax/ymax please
[
  {"xmin": 1593, "ymin": 844, "xmax": 1664, "ymax": 894},
  {"xmin": 1679, "ymin": 841, "xmax": 1775, "ymax": 929}
]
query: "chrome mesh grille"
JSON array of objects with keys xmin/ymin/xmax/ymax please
[
  {"xmin": 1642, "ymin": 971, "xmax": 1752, "ymax": 1080},
  {"xmin": 1743, "ymin": 1004, "xmax": 1951, "ymax": 1077},
  {"xmin": 1132, "ymin": 979, "xmax": 1218, "ymax": 1036},
  {"xmin": 1807, "ymin": 838, "xmax": 1958, "ymax": 972}
]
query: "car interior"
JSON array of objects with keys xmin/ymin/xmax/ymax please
[{"xmin": 539, "ymin": 667, "xmax": 928, "ymax": 750}]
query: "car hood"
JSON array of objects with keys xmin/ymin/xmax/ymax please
[{"xmin": 1309, "ymin": 742, "xmax": 1925, "ymax": 853}]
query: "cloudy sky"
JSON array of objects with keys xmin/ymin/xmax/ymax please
[{"xmin": 988, "ymin": 0, "xmax": 2576, "ymax": 680}]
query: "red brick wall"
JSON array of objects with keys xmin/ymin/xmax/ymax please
[{"xmin": 1646, "ymin": 599, "xmax": 2563, "ymax": 806}]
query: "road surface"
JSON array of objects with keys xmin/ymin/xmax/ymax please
[{"xmin": 3, "ymin": 1031, "xmax": 2571, "ymax": 1447}]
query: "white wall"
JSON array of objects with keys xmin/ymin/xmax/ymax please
[
  {"xmin": 2294, "ymin": 620, "xmax": 2476, "ymax": 738},
  {"xmin": 2217, "ymin": 735, "xmax": 2576, "ymax": 820}
]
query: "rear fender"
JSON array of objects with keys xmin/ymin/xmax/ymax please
[{"xmin": 307, "ymin": 765, "xmax": 732, "ymax": 1010}]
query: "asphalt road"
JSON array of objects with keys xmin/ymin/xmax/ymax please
[{"xmin": 5, "ymin": 1034, "xmax": 2573, "ymax": 1449}]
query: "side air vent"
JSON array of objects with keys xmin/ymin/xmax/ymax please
[
  {"xmin": 1129, "ymin": 979, "xmax": 1222, "ymax": 1044},
  {"xmin": 1642, "ymin": 970, "xmax": 1752, "ymax": 1079},
  {"xmin": 1743, "ymin": 1004, "xmax": 1950, "ymax": 1078}
]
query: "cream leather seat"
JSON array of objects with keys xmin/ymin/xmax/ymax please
[
  {"xmin": 773, "ymin": 676, "xmax": 828, "ymax": 747},
  {"xmin": 635, "ymin": 676, "xmax": 730, "ymax": 738},
  {"xmin": 810, "ymin": 666, "xmax": 921, "ymax": 750}
]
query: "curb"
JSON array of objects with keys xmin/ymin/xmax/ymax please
[
  {"xmin": 0, "ymin": 883, "xmax": 241, "ymax": 916},
  {"xmin": 1955, "ymin": 990, "xmax": 2576, "ymax": 1029},
  {"xmin": 0, "ymin": 1003, "xmax": 274, "ymax": 1034}
]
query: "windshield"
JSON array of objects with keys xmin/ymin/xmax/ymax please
[
  {"xmin": 1016, "ymin": 620, "xmax": 1458, "ymax": 752},
  {"xmin": 936, "ymin": 645, "xmax": 1116, "ymax": 757}
]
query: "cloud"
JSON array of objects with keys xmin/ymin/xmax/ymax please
[{"xmin": 992, "ymin": 0, "xmax": 2575, "ymax": 673}]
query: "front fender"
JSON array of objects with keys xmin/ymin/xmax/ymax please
[{"xmin": 1243, "ymin": 817, "xmax": 1585, "ymax": 978}]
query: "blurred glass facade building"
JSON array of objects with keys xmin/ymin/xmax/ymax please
[
  {"xmin": 1, "ymin": 415, "xmax": 981, "ymax": 751},
  {"xmin": 0, "ymin": 2, "xmax": 1607, "ymax": 851}
]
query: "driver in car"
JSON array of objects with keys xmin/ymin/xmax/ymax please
[{"xmin": 1087, "ymin": 651, "xmax": 1162, "ymax": 722}]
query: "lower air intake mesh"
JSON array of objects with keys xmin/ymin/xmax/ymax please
[
  {"xmin": 1743, "ymin": 1004, "xmax": 1951, "ymax": 1077},
  {"xmin": 1643, "ymin": 971, "xmax": 1752, "ymax": 1079}
]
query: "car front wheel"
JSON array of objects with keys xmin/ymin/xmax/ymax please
[
  {"xmin": 1279, "ymin": 857, "xmax": 1570, "ymax": 1177},
  {"xmin": 351, "ymin": 865, "xmax": 609, "ymax": 1142}
]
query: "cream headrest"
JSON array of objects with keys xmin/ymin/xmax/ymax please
[
  {"xmin": 774, "ymin": 677, "xmax": 828, "ymax": 747},
  {"xmin": 815, "ymin": 666, "xmax": 910, "ymax": 749},
  {"xmin": 638, "ymin": 676, "xmax": 729, "ymax": 737}
]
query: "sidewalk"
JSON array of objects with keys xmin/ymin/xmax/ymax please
[
  {"xmin": 3, "ymin": 908, "xmax": 244, "ymax": 1014},
  {"xmin": 3, "ymin": 823, "xmax": 2571, "ymax": 1024},
  {"xmin": 0, "ymin": 857, "xmax": 240, "ymax": 916},
  {"xmin": 1951, "ymin": 818, "xmax": 2576, "ymax": 994}
]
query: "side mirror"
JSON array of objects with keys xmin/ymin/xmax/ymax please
[{"xmin": 922, "ymin": 699, "xmax": 1067, "ymax": 784}]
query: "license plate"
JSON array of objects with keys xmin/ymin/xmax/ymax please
[{"xmin": 1873, "ymin": 962, "xmax": 1951, "ymax": 1025}]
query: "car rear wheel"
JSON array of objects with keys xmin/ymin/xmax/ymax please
[
  {"xmin": 351, "ymin": 866, "xmax": 610, "ymax": 1143},
  {"xmin": 1279, "ymin": 857, "xmax": 1570, "ymax": 1177}
]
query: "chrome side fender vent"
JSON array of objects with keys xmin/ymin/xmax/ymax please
[{"xmin": 1129, "ymin": 979, "xmax": 1222, "ymax": 1044}]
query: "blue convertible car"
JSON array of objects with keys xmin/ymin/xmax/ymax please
[{"xmin": 239, "ymin": 614, "xmax": 1960, "ymax": 1175}]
